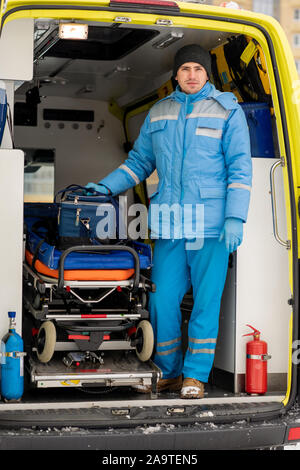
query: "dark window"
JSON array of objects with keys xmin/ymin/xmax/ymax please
[
  {"xmin": 43, "ymin": 109, "xmax": 94, "ymax": 122},
  {"xmin": 14, "ymin": 102, "xmax": 38, "ymax": 127}
]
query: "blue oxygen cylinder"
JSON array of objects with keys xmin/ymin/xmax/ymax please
[{"xmin": 1, "ymin": 312, "xmax": 24, "ymax": 401}]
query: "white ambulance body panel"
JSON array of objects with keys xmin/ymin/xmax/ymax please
[
  {"xmin": 0, "ymin": 150, "xmax": 24, "ymax": 337},
  {"xmin": 215, "ymin": 158, "xmax": 291, "ymax": 391}
]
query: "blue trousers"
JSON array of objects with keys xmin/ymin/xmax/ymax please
[{"xmin": 148, "ymin": 238, "xmax": 229, "ymax": 383}]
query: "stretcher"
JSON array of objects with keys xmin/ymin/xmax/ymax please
[{"xmin": 23, "ymin": 204, "xmax": 160, "ymax": 392}]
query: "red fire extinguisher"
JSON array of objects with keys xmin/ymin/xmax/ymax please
[{"xmin": 243, "ymin": 325, "xmax": 271, "ymax": 395}]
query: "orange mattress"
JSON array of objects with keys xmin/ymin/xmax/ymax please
[{"xmin": 25, "ymin": 250, "xmax": 135, "ymax": 281}]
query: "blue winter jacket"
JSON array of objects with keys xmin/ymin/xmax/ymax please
[{"xmin": 99, "ymin": 82, "xmax": 252, "ymax": 239}]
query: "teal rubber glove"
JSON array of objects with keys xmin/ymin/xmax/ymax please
[
  {"xmin": 85, "ymin": 182, "xmax": 111, "ymax": 195},
  {"xmin": 218, "ymin": 217, "xmax": 244, "ymax": 253}
]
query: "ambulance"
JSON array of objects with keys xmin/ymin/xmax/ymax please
[{"xmin": 0, "ymin": 0, "xmax": 299, "ymax": 450}]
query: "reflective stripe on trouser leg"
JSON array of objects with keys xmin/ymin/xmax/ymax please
[
  {"xmin": 156, "ymin": 337, "xmax": 182, "ymax": 371},
  {"xmin": 148, "ymin": 239, "xmax": 191, "ymax": 379},
  {"xmin": 183, "ymin": 238, "xmax": 229, "ymax": 383}
]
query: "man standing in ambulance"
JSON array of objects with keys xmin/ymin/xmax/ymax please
[{"xmin": 86, "ymin": 44, "xmax": 252, "ymax": 398}]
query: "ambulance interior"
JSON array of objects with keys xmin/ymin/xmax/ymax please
[{"xmin": 0, "ymin": 15, "xmax": 292, "ymax": 412}]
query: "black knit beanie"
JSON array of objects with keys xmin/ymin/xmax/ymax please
[{"xmin": 173, "ymin": 44, "xmax": 212, "ymax": 77}]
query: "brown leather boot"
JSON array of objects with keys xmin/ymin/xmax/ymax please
[
  {"xmin": 132, "ymin": 375, "xmax": 183, "ymax": 394},
  {"xmin": 180, "ymin": 377, "xmax": 205, "ymax": 399}
]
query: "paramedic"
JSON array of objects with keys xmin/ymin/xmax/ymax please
[{"xmin": 86, "ymin": 44, "xmax": 252, "ymax": 398}]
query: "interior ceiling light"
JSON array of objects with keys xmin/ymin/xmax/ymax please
[
  {"xmin": 152, "ymin": 32, "xmax": 184, "ymax": 49},
  {"xmin": 39, "ymin": 76, "xmax": 68, "ymax": 86},
  {"xmin": 59, "ymin": 23, "xmax": 88, "ymax": 40},
  {"xmin": 104, "ymin": 66, "xmax": 131, "ymax": 78},
  {"xmin": 77, "ymin": 84, "xmax": 95, "ymax": 94}
]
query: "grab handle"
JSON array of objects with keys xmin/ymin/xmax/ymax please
[{"xmin": 269, "ymin": 158, "xmax": 291, "ymax": 250}]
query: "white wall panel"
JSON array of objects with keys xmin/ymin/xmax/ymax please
[
  {"xmin": 0, "ymin": 150, "xmax": 24, "ymax": 336},
  {"xmin": 0, "ymin": 18, "xmax": 33, "ymax": 81}
]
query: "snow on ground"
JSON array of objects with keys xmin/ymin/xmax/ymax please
[{"xmin": 284, "ymin": 443, "xmax": 300, "ymax": 450}]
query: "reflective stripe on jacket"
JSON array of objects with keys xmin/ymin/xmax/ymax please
[{"xmin": 100, "ymin": 82, "xmax": 252, "ymax": 238}]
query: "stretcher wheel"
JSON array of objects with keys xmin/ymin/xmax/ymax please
[
  {"xmin": 36, "ymin": 321, "xmax": 56, "ymax": 363},
  {"xmin": 135, "ymin": 320, "xmax": 154, "ymax": 362}
]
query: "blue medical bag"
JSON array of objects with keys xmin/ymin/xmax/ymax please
[
  {"xmin": 55, "ymin": 185, "xmax": 124, "ymax": 249},
  {"xmin": 240, "ymin": 102, "xmax": 275, "ymax": 158}
]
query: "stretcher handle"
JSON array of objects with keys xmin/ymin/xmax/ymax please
[{"xmin": 57, "ymin": 245, "xmax": 140, "ymax": 292}]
